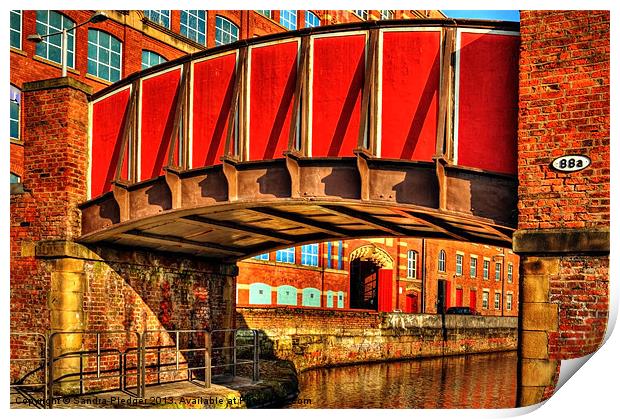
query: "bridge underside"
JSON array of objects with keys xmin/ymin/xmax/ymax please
[{"xmin": 80, "ymin": 157, "xmax": 516, "ymax": 260}]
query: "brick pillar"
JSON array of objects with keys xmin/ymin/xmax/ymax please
[
  {"xmin": 21, "ymin": 77, "xmax": 92, "ymax": 394},
  {"xmin": 515, "ymin": 11, "xmax": 609, "ymax": 406}
]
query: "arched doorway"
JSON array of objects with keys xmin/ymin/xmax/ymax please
[{"xmin": 349, "ymin": 245, "xmax": 394, "ymax": 312}]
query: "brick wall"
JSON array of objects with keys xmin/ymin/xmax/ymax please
[{"xmin": 237, "ymin": 307, "xmax": 517, "ymax": 372}]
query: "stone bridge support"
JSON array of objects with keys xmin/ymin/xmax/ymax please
[{"xmin": 515, "ymin": 11, "xmax": 610, "ymax": 406}]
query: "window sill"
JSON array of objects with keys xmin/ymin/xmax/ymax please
[
  {"xmin": 85, "ymin": 73, "xmax": 114, "ymax": 86},
  {"xmin": 10, "ymin": 138, "xmax": 24, "ymax": 146},
  {"xmin": 32, "ymin": 55, "xmax": 80, "ymax": 75},
  {"xmin": 10, "ymin": 47, "xmax": 27, "ymax": 57}
]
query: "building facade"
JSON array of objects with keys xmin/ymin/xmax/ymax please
[
  {"xmin": 237, "ymin": 238, "xmax": 519, "ymax": 316},
  {"xmin": 9, "ymin": 9, "xmax": 445, "ymax": 183}
]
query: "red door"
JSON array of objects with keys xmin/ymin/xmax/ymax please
[
  {"xmin": 469, "ymin": 290, "xmax": 477, "ymax": 311},
  {"xmin": 406, "ymin": 293, "xmax": 418, "ymax": 313},
  {"xmin": 456, "ymin": 288, "xmax": 463, "ymax": 306},
  {"xmin": 378, "ymin": 269, "xmax": 393, "ymax": 312}
]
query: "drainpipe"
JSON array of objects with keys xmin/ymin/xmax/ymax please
[{"xmin": 421, "ymin": 238, "xmax": 426, "ymax": 313}]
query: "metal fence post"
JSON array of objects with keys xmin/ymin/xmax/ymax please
[
  {"xmin": 139, "ymin": 332, "xmax": 146, "ymax": 398},
  {"xmin": 232, "ymin": 330, "xmax": 237, "ymax": 378},
  {"xmin": 47, "ymin": 333, "xmax": 55, "ymax": 409},
  {"xmin": 204, "ymin": 332, "xmax": 211, "ymax": 388},
  {"xmin": 253, "ymin": 330, "xmax": 260, "ymax": 383}
]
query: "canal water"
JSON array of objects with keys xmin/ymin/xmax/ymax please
[{"xmin": 285, "ymin": 351, "xmax": 517, "ymax": 409}]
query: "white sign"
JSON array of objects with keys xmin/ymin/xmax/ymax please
[{"xmin": 550, "ymin": 155, "xmax": 591, "ymax": 172}]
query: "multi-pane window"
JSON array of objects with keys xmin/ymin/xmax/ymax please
[
  {"xmin": 215, "ymin": 16, "xmax": 239, "ymax": 46},
  {"xmin": 35, "ymin": 11, "xmax": 75, "ymax": 68},
  {"xmin": 380, "ymin": 10, "xmax": 395, "ymax": 20},
  {"xmin": 470, "ymin": 257, "xmax": 477, "ymax": 278},
  {"xmin": 253, "ymin": 253, "xmax": 269, "ymax": 261},
  {"xmin": 326, "ymin": 242, "xmax": 333, "ymax": 269},
  {"xmin": 507, "ymin": 294, "xmax": 513, "ymax": 311},
  {"xmin": 438, "ymin": 250, "xmax": 446, "ymax": 272},
  {"xmin": 495, "ymin": 262, "xmax": 502, "ymax": 281},
  {"xmin": 10, "ymin": 85, "xmax": 20, "ymax": 139},
  {"xmin": 494, "ymin": 292, "xmax": 501, "ymax": 310},
  {"xmin": 88, "ymin": 29, "xmax": 122, "ymax": 82},
  {"xmin": 483, "ymin": 260, "xmax": 490, "ymax": 280},
  {"xmin": 10, "ymin": 10, "xmax": 21, "ymax": 49},
  {"xmin": 482, "ymin": 291, "xmax": 489, "ymax": 309},
  {"xmin": 141, "ymin": 50, "xmax": 166, "ymax": 69},
  {"xmin": 181, "ymin": 10, "xmax": 207, "ymax": 45},
  {"xmin": 144, "ymin": 10, "xmax": 170, "ymax": 28},
  {"xmin": 301, "ymin": 243, "xmax": 319, "ymax": 267},
  {"xmin": 337, "ymin": 241, "xmax": 344, "ymax": 270},
  {"xmin": 407, "ymin": 250, "xmax": 417, "ymax": 279},
  {"xmin": 305, "ymin": 11, "xmax": 320, "ymax": 28},
  {"xmin": 456, "ymin": 254, "xmax": 463, "ymax": 276},
  {"xmin": 256, "ymin": 10, "xmax": 272, "ymax": 19},
  {"xmin": 353, "ymin": 10, "xmax": 368, "ymax": 20},
  {"xmin": 507, "ymin": 263, "xmax": 513, "ymax": 283},
  {"xmin": 276, "ymin": 247, "xmax": 295, "ymax": 264},
  {"xmin": 280, "ymin": 10, "xmax": 297, "ymax": 30}
]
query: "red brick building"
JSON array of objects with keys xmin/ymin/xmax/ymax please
[
  {"xmin": 237, "ymin": 238, "xmax": 519, "ymax": 317},
  {"xmin": 9, "ymin": 9, "xmax": 445, "ymax": 182}
]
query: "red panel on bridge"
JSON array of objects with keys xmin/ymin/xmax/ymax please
[
  {"xmin": 312, "ymin": 34, "xmax": 365, "ymax": 157},
  {"xmin": 90, "ymin": 88, "xmax": 131, "ymax": 197},
  {"xmin": 381, "ymin": 30, "xmax": 440, "ymax": 160},
  {"xmin": 249, "ymin": 41, "xmax": 298, "ymax": 160},
  {"xmin": 192, "ymin": 53, "xmax": 236, "ymax": 168},
  {"xmin": 139, "ymin": 68, "xmax": 181, "ymax": 180},
  {"xmin": 456, "ymin": 32, "xmax": 519, "ymax": 175}
]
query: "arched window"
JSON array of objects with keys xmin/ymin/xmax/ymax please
[
  {"xmin": 326, "ymin": 290, "xmax": 334, "ymax": 308},
  {"xmin": 141, "ymin": 50, "xmax": 166, "ymax": 69},
  {"xmin": 249, "ymin": 283, "xmax": 272, "ymax": 305},
  {"xmin": 438, "ymin": 249, "xmax": 446, "ymax": 272},
  {"xmin": 337, "ymin": 291, "xmax": 345, "ymax": 308},
  {"xmin": 305, "ymin": 11, "xmax": 320, "ymax": 28},
  {"xmin": 87, "ymin": 29, "xmax": 122, "ymax": 82},
  {"xmin": 144, "ymin": 10, "xmax": 170, "ymax": 28},
  {"xmin": 180, "ymin": 10, "xmax": 207, "ymax": 45},
  {"xmin": 280, "ymin": 10, "xmax": 297, "ymax": 30},
  {"xmin": 215, "ymin": 16, "xmax": 239, "ymax": 46},
  {"xmin": 407, "ymin": 250, "xmax": 417, "ymax": 279},
  {"xmin": 35, "ymin": 11, "xmax": 75, "ymax": 68},
  {"xmin": 10, "ymin": 85, "xmax": 20, "ymax": 140},
  {"xmin": 277, "ymin": 285, "xmax": 297, "ymax": 305},
  {"xmin": 302, "ymin": 287, "xmax": 321, "ymax": 307}
]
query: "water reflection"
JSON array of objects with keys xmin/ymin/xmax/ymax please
[{"xmin": 286, "ymin": 351, "xmax": 517, "ymax": 409}]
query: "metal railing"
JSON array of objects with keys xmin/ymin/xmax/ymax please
[
  {"xmin": 10, "ymin": 328, "xmax": 260, "ymax": 409},
  {"xmin": 10, "ymin": 332, "xmax": 48, "ymax": 409}
]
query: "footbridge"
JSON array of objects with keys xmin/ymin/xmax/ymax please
[{"xmin": 80, "ymin": 19, "xmax": 519, "ymax": 259}]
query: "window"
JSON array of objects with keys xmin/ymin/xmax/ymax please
[
  {"xmin": 302, "ymin": 287, "xmax": 321, "ymax": 307},
  {"xmin": 280, "ymin": 10, "xmax": 297, "ymax": 30},
  {"xmin": 301, "ymin": 243, "xmax": 319, "ymax": 267},
  {"xmin": 482, "ymin": 291, "xmax": 489, "ymax": 309},
  {"xmin": 483, "ymin": 260, "xmax": 490, "ymax": 280},
  {"xmin": 326, "ymin": 242, "xmax": 333, "ymax": 269},
  {"xmin": 276, "ymin": 247, "xmax": 295, "ymax": 264},
  {"xmin": 326, "ymin": 290, "xmax": 334, "ymax": 308},
  {"xmin": 337, "ymin": 291, "xmax": 344, "ymax": 308},
  {"xmin": 141, "ymin": 50, "xmax": 166, "ymax": 70},
  {"xmin": 256, "ymin": 10, "xmax": 271, "ymax": 18},
  {"xmin": 494, "ymin": 292, "xmax": 501, "ymax": 310},
  {"xmin": 215, "ymin": 16, "xmax": 239, "ymax": 46},
  {"xmin": 10, "ymin": 85, "xmax": 20, "ymax": 140},
  {"xmin": 456, "ymin": 254, "xmax": 463, "ymax": 276},
  {"xmin": 507, "ymin": 263, "xmax": 513, "ymax": 283},
  {"xmin": 305, "ymin": 11, "xmax": 320, "ymax": 28},
  {"xmin": 470, "ymin": 257, "xmax": 477, "ymax": 278},
  {"xmin": 337, "ymin": 241, "xmax": 343, "ymax": 270},
  {"xmin": 181, "ymin": 10, "xmax": 207, "ymax": 45},
  {"xmin": 35, "ymin": 11, "xmax": 75, "ymax": 68},
  {"xmin": 88, "ymin": 29, "xmax": 122, "ymax": 82},
  {"xmin": 506, "ymin": 294, "xmax": 513, "ymax": 311},
  {"xmin": 144, "ymin": 10, "xmax": 170, "ymax": 28},
  {"xmin": 353, "ymin": 10, "xmax": 368, "ymax": 20},
  {"xmin": 249, "ymin": 283, "xmax": 272, "ymax": 305},
  {"xmin": 10, "ymin": 173, "xmax": 21, "ymax": 184},
  {"xmin": 277, "ymin": 285, "xmax": 297, "ymax": 305},
  {"xmin": 10, "ymin": 10, "xmax": 21, "ymax": 49},
  {"xmin": 438, "ymin": 250, "xmax": 446, "ymax": 272},
  {"xmin": 407, "ymin": 250, "xmax": 417, "ymax": 279},
  {"xmin": 380, "ymin": 10, "xmax": 395, "ymax": 20},
  {"xmin": 253, "ymin": 253, "xmax": 269, "ymax": 261},
  {"xmin": 495, "ymin": 262, "xmax": 502, "ymax": 281}
]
